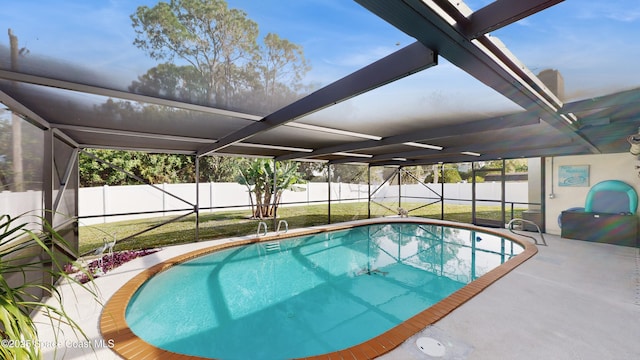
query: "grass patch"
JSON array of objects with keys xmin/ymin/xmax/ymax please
[{"xmin": 79, "ymin": 202, "xmax": 525, "ymax": 254}]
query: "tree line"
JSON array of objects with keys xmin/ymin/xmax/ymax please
[{"xmin": 78, "ymin": 149, "xmax": 369, "ymax": 187}]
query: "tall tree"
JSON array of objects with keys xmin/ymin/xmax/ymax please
[
  {"xmin": 79, "ymin": 149, "xmax": 194, "ymax": 186},
  {"xmin": 8, "ymin": 29, "xmax": 24, "ymax": 192},
  {"xmin": 130, "ymin": 0, "xmax": 309, "ymax": 113},
  {"xmin": 79, "ymin": 150, "xmax": 142, "ymax": 187},
  {"xmin": 81, "ymin": 1, "xmax": 312, "ymax": 187},
  {"xmin": 330, "ymin": 164, "xmax": 369, "ymax": 183},
  {"xmin": 129, "ymin": 63, "xmax": 209, "ymax": 103},
  {"xmin": 198, "ymin": 156, "xmax": 247, "ymax": 182},
  {"xmin": 256, "ymin": 33, "xmax": 310, "ymax": 109},
  {"xmin": 399, "ymin": 166, "xmax": 428, "ymax": 184},
  {"xmin": 137, "ymin": 152, "xmax": 194, "ymax": 184},
  {"xmin": 296, "ymin": 161, "xmax": 325, "ymax": 181},
  {"xmin": 425, "ymin": 164, "xmax": 462, "ymax": 183},
  {"xmin": 0, "ymin": 109, "xmax": 42, "ymax": 191},
  {"xmin": 477, "ymin": 159, "xmax": 528, "ymax": 174},
  {"xmin": 131, "ymin": 0, "xmax": 258, "ymax": 107}
]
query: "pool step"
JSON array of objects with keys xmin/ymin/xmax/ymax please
[{"xmin": 264, "ymin": 242, "xmax": 281, "ymax": 253}]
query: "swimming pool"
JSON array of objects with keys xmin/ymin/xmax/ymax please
[{"xmin": 101, "ymin": 219, "xmax": 536, "ymax": 359}]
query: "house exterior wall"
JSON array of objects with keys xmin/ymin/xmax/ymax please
[{"xmin": 545, "ymin": 152, "xmax": 640, "ymax": 235}]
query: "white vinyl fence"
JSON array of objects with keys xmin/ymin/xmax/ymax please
[
  {"xmin": 78, "ymin": 182, "xmax": 358, "ymax": 225},
  {"xmin": 0, "ymin": 190, "xmax": 43, "ymax": 230},
  {"xmin": 1, "ymin": 182, "xmax": 530, "ymax": 226},
  {"xmin": 378, "ymin": 182, "xmax": 529, "ymax": 206}
]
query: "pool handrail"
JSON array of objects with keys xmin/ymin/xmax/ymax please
[
  {"xmin": 507, "ymin": 218, "xmax": 547, "ymax": 246},
  {"xmin": 257, "ymin": 221, "xmax": 268, "ymax": 237},
  {"xmin": 277, "ymin": 220, "xmax": 288, "ymax": 234}
]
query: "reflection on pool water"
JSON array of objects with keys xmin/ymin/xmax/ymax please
[{"xmin": 125, "ymin": 223, "xmax": 523, "ymax": 359}]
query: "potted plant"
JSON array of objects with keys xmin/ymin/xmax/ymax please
[{"xmin": 0, "ymin": 212, "xmax": 95, "ymax": 359}]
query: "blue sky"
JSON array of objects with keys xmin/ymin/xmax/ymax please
[
  {"xmin": 1, "ymin": 0, "xmax": 639, "ymax": 111},
  {"xmin": 1, "ymin": 0, "xmax": 407, "ymax": 85},
  {"xmin": 490, "ymin": 0, "xmax": 640, "ymax": 98}
]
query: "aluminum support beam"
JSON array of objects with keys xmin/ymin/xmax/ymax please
[
  {"xmin": 272, "ymin": 158, "xmax": 278, "ymax": 230},
  {"xmin": 2, "ymin": 72, "xmax": 413, "ymax": 147},
  {"xmin": 367, "ymin": 165, "xmax": 371, "ymax": 219},
  {"xmin": 198, "ymin": 42, "xmax": 437, "ymax": 156},
  {"xmin": 43, "ymin": 129, "xmax": 54, "ymax": 227},
  {"xmin": 0, "ymin": 89, "xmax": 50, "ymax": 130},
  {"xmin": 0, "ymin": 69, "xmax": 261, "ymax": 121},
  {"xmin": 195, "ymin": 154, "xmax": 200, "ymax": 242},
  {"xmin": 463, "ymin": 0, "xmax": 564, "ymax": 39},
  {"xmin": 356, "ymin": 0, "xmax": 599, "ymax": 154},
  {"xmin": 327, "ymin": 164, "xmax": 332, "ymax": 224},
  {"xmin": 378, "ymin": 145, "xmax": 588, "ymax": 167},
  {"xmin": 561, "ymin": 87, "xmax": 640, "ymax": 114},
  {"xmin": 330, "ymin": 138, "xmax": 576, "ymax": 165},
  {"xmin": 51, "ymin": 124, "xmax": 217, "ymax": 144},
  {"xmin": 80, "ymin": 144, "xmax": 196, "ymax": 155},
  {"xmin": 277, "ymin": 111, "xmax": 540, "ymax": 161},
  {"xmin": 52, "ymin": 148, "xmax": 79, "ymax": 214},
  {"xmin": 52, "ymin": 128, "xmax": 80, "ymax": 148}
]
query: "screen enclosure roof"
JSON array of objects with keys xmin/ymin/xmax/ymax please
[{"xmin": 1, "ymin": 0, "xmax": 639, "ymax": 166}]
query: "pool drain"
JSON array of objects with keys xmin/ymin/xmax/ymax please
[{"xmin": 416, "ymin": 337, "xmax": 446, "ymax": 357}]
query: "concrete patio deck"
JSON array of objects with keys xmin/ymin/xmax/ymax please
[
  {"xmin": 381, "ymin": 229, "xmax": 640, "ymax": 360},
  {"xmin": 35, "ymin": 223, "xmax": 640, "ymax": 360}
]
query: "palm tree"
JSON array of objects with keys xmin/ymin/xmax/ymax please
[{"xmin": 236, "ymin": 160, "xmax": 305, "ymax": 218}]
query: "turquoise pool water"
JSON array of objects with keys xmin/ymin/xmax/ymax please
[{"xmin": 126, "ymin": 223, "xmax": 523, "ymax": 359}]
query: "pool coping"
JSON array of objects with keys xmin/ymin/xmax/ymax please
[{"xmin": 100, "ymin": 218, "xmax": 537, "ymax": 360}]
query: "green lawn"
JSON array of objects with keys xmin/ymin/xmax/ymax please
[{"xmin": 79, "ymin": 202, "xmax": 525, "ymax": 254}]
